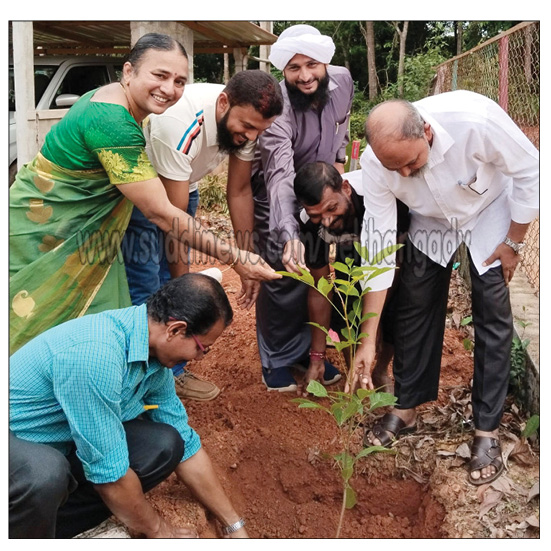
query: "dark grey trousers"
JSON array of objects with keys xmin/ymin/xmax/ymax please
[
  {"xmin": 9, "ymin": 418, "xmax": 184, "ymax": 538},
  {"xmin": 253, "ymin": 180, "xmax": 311, "ymax": 370},
  {"xmin": 392, "ymin": 240, "xmax": 513, "ymax": 431}
]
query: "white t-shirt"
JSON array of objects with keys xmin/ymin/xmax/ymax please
[
  {"xmin": 360, "ymin": 90, "xmax": 539, "ymax": 291},
  {"xmin": 144, "ymin": 83, "xmax": 256, "ymax": 193}
]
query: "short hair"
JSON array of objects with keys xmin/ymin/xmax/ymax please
[
  {"xmin": 294, "ymin": 161, "xmax": 343, "ymax": 206},
  {"xmin": 146, "ymin": 273, "xmax": 233, "ymax": 336},
  {"xmin": 223, "ymin": 70, "xmax": 284, "ymax": 119},
  {"xmin": 127, "ymin": 32, "xmax": 188, "ymax": 70},
  {"xmin": 365, "ymin": 99, "xmax": 425, "ymax": 145}
]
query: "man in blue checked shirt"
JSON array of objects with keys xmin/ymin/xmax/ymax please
[{"xmin": 9, "ymin": 273, "xmax": 248, "ymax": 539}]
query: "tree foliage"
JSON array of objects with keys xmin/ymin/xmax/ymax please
[{"xmin": 192, "ymin": 20, "xmax": 521, "ymax": 139}]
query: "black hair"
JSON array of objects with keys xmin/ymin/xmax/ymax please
[
  {"xmin": 294, "ymin": 161, "xmax": 343, "ymax": 206},
  {"xmin": 223, "ymin": 70, "xmax": 284, "ymax": 119},
  {"xmin": 126, "ymin": 32, "xmax": 188, "ymax": 71},
  {"xmin": 146, "ymin": 273, "xmax": 233, "ymax": 336}
]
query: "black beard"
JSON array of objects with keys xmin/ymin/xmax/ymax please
[
  {"xmin": 217, "ymin": 110, "xmax": 248, "ymax": 155},
  {"xmin": 285, "ymin": 73, "xmax": 330, "ymax": 112},
  {"xmin": 326, "ymin": 200, "xmax": 358, "ymax": 236}
]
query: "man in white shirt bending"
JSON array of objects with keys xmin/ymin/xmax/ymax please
[{"xmin": 352, "ymin": 90, "xmax": 539, "ymax": 487}]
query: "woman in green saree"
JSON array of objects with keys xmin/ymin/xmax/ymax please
[{"xmin": 9, "ymin": 33, "xmax": 279, "ymax": 354}]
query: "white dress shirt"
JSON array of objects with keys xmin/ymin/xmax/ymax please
[{"xmin": 359, "ymin": 90, "xmax": 539, "ymax": 291}]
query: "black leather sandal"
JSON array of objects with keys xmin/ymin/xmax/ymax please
[
  {"xmin": 467, "ymin": 435, "xmax": 504, "ymax": 486},
  {"xmin": 364, "ymin": 412, "xmax": 417, "ymax": 448}
]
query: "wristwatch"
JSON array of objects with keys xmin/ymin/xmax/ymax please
[
  {"xmin": 222, "ymin": 518, "xmax": 246, "ymax": 535},
  {"xmin": 503, "ymin": 236, "xmax": 526, "ymax": 254},
  {"xmin": 335, "ymin": 158, "xmax": 346, "ymax": 164}
]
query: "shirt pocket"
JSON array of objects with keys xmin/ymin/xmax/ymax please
[
  {"xmin": 332, "ymin": 112, "xmax": 350, "ymax": 153},
  {"xmin": 457, "ymin": 171, "xmax": 489, "ymax": 197}
]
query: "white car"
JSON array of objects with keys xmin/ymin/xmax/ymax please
[{"xmin": 9, "ymin": 55, "xmax": 123, "ymax": 183}]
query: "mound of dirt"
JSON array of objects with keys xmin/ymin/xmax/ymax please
[{"xmin": 137, "ymin": 258, "xmax": 538, "ymax": 539}]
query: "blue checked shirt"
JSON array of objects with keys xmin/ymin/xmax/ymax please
[{"xmin": 9, "ymin": 304, "xmax": 201, "ymax": 484}]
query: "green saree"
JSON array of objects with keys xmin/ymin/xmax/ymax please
[{"xmin": 9, "ymin": 90, "xmax": 157, "ymax": 354}]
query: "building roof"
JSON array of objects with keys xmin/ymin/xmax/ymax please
[{"xmin": 9, "ymin": 21, "xmax": 277, "ymax": 56}]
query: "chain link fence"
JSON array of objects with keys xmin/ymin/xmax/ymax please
[{"xmin": 433, "ymin": 21, "xmax": 540, "ymax": 293}]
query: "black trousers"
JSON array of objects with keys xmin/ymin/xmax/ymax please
[
  {"xmin": 392, "ymin": 240, "xmax": 513, "ymax": 431},
  {"xmin": 252, "ymin": 174, "xmax": 311, "ymax": 370},
  {"xmin": 9, "ymin": 418, "xmax": 184, "ymax": 538}
]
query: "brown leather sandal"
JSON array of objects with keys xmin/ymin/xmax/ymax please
[
  {"xmin": 467, "ymin": 436, "xmax": 504, "ymax": 486},
  {"xmin": 364, "ymin": 412, "xmax": 417, "ymax": 448}
]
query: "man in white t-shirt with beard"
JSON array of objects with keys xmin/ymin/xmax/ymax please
[{"xmin": 122, "ymin": 70, "xmax": 283, "ymax": 401}]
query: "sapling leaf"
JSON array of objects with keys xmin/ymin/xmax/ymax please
[
  {"xmin": 356, "ymin": 388, "xmax": 373, "ymax": 401},
  {"xmin": 307, "ymin": 380, "xmax": 328, "ymax": 397},
  {"xmin": 334, "ymin": 341, "xmax": 351, "ymax": 352},
  {"xmin": 369, "ymin": 391, "xmax": 397, "ymax": 410},
  {"xmin": 364, "ymin": 267, "xmax": 395, "ymax": 281},
  {"xmin": 347, "ymin": 308, "xmax": 359, "ymax": 324},
  {"xmin": 332, "ymin": 407, "xmax": 344, "ymax": 425},
  {"xmin": 369, "ymin": 243, "xmax": 402, "ymax": 265},
  {"xmin": 360, "ymin": 312, "xmax": 378, "ymax": 324},
  {"xmin": 296, "ymin": 266, "xmax": 315, "ymax": 286},
  {"xmin": 345, "ymin": 485, "xmax": 357, "ymax": 509},
  {"xmin": 317, "ymin": 276, "xmax": 333, "ymax": 297},
  {"xmin": 275, "ymin": 270, "xmax": 306, "ymax": 282},
  {"xmin": 335, "ymin": 451, "xmax": 355, "ymax": 472},
  {"xmin": 342, "ymin": 399, "xmax": 362, "ymax": 423},
  {"xmin": 341, "ymin": 464, "xmax": 354, "ymax": 483},
  {"xmin": 336, "ymin": 285, "xmax": 360, "ymax": 297},
  {"xmin": 292, "ymin": 399, "xmax": 327, "ymax": 411},
  {"xmin": 332, "ymin": 261, "xmax": 350, "ymax": 275},
  {"xmin": 353, "ymin": 242, "xmax": 370, "ymax": 263},
  {"xmin": 356, "ymin": 445, "xmax": 396, "ymax": 459},
  {"xmin": 307, "ymin": 322, "xmax": 330, "ymax": 336},
  {"xmin": 350, "ymin": 266, "xmax": 367, "ymax": 278}
]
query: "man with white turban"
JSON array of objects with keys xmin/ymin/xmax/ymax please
[{"xmin": 250, "ymin": 24, "xmax": 354, "ymax": 391}]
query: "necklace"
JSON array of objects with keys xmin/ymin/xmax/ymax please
[{"xmin": 120, "ymin": 81, "xmax": 136, "ymax": 121}]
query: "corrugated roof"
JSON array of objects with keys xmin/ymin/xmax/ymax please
[{"xmin": 9, "ymin": 21, "xmax": 277, "ymax": 55}]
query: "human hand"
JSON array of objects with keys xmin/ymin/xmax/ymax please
[
  {"xmin": 297, "ymin": 359, "xmax": 326, "ymax": 397},
  {"xmin": 148, "ymin": 517, "xmax": 198, "ymax": 538},
  {"xmin": 482, "ymin": 242, "xmax": 520, "ymax": 286},
  {"xmin": 282, "ymin": 239, "xmax": 307, "ymax": 274},
  {"xmin": 344, "ymin": 342, "xmax": 376, "ymax": 394},
  {"xmin": 231, "ymin": 250, "xmax": 281, "ymax": 282},
  {"xmin": 236, "ymin": 279, "xmax": 261, "ymax": 310}
]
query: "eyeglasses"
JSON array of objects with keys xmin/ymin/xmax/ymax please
[
  {"xmin": 168, "ymin": 317, "xmax": 210, "ymax": 355},
  {"xmin": 191, "ymin": 333, "xmax": 210, "ymax": 355}
]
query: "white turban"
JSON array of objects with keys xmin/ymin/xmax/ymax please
[{"xmin": 269, "ymin": 24, "xmax": 336, "ymax": 71}]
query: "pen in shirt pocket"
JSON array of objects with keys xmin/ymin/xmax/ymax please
[
  {"xmin": 457, "ymin": 174, "xmax": 487, "ymax": 195},
  {"xmin": 143, "ymin": 404, "xmax": 158, "ymax": 410},
  {"xmin": 458, "ymin": 175, "xmax": 477, "ymax": 187}
]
